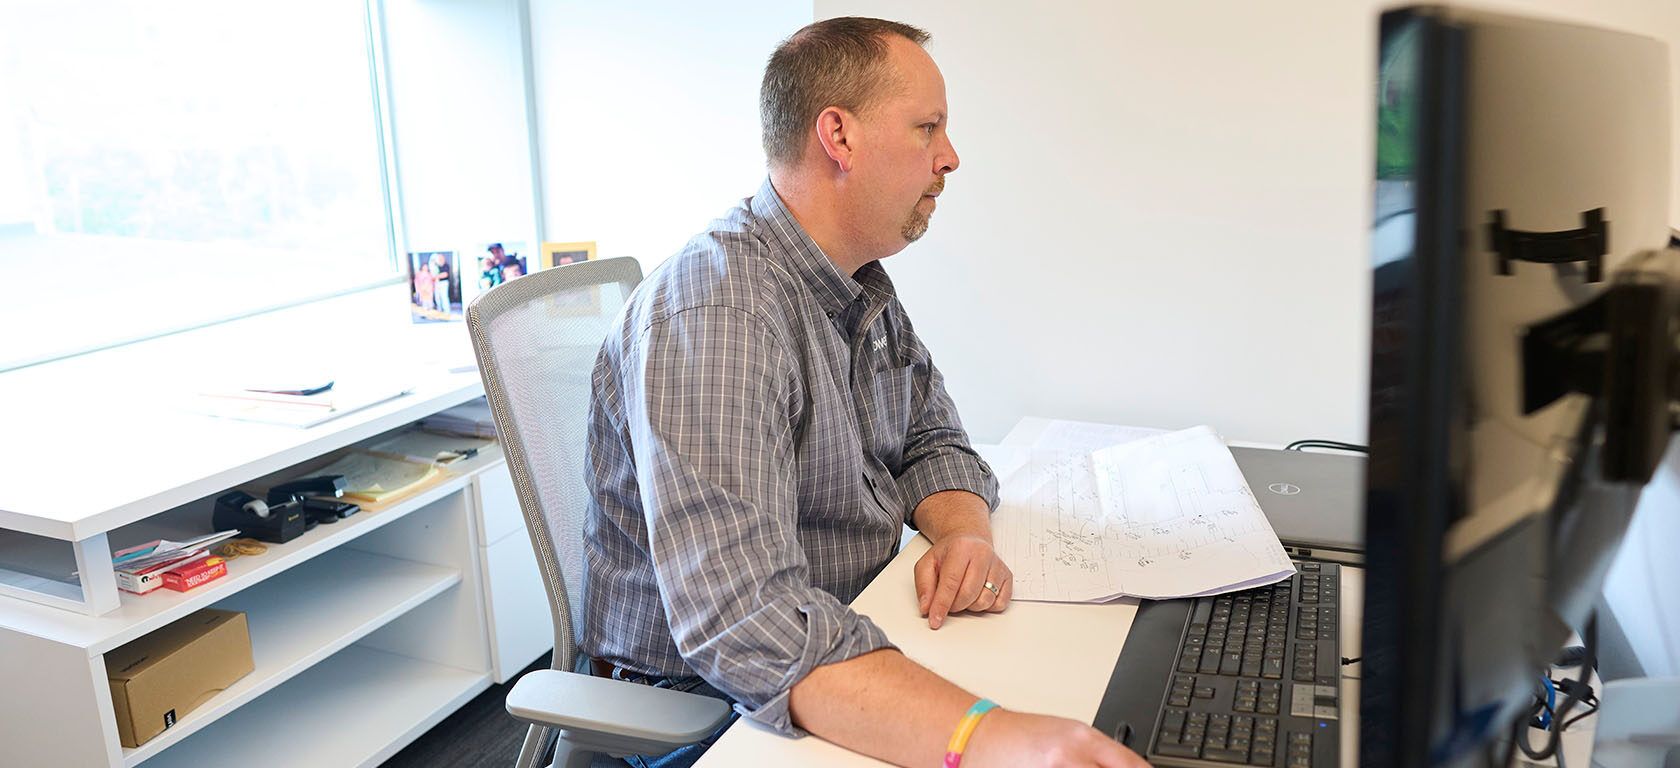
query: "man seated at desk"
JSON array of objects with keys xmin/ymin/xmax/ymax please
[{"xmin": 579, "ymin": 16, "xmax": 1150, "ymax": 768}]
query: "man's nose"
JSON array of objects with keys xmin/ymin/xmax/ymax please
[{"xmin": 937, "ymin": 133, "xmax": 959, "ymax": 175}]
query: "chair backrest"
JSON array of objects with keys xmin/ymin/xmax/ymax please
[{"xmin": 466, "ymin": 257, "xmax": 642, "ymax": 674}]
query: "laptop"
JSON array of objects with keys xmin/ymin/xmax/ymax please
[
  {"xmin": 1230, "ymin": 447, "xmax": 1365, "ymax": 565},
  {"xmin": 1088, "ymin": 448, "xmax": 1363, "ymax": 765}
]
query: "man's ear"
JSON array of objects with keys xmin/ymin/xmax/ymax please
[{"xmin": 814, "ymin": 106, "xmax": 857, "ymax": 174}]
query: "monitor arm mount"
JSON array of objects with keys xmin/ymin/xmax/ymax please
[{"xmin": 1520, "ymin": 246, "xmax": 1680, "ymax": 484}]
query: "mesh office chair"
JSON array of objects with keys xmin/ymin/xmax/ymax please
[{"xmin": 466, "ymin": 258, "xmax": 733, "ymax": 768}]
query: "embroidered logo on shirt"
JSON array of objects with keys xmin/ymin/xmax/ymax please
[{"xmin": 872, "ymin": 336, "xmax": 887, "ymax": 353}]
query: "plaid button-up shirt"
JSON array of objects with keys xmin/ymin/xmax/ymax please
[{"xmin": 581, "ymin": 178, "xmax": 999, "ymax": 736}]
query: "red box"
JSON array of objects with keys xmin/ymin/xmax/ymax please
[{"xmin": 162, "ymin": 556, "xmax": 227, "ymax": 592}]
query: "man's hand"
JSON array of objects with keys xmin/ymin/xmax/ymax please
[
  {"xmin": 964, "ymin": 710, "xmax": 1152, "ymax": 768},
  {"xmin": 914, "ymin": 533, "xmax": 1013, "ymax": 629}
]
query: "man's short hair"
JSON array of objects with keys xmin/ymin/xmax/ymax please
[{"xmin": 760, "ymin": 17, "xmax": 930, "ymax": 169}]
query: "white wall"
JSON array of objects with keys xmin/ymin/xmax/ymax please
[
  {"xmin": 528, "ymin": 1, "xmax": 811, "ymax": 263},
  {"xmin": 528, "ymin": 1, "xmax": 1678, "ymax": 445},
  {"xmin": 811, "ymin": 0, "xmax": 1680, "ymax": 445}
]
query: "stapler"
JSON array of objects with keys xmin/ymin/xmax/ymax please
[
  {"xmin": 268, "ymin": 476, "xmax": 360, "ymax": 526},
  {"xmin": 210, "ymin": 475, "xmax": 358, "ymax": 543}
]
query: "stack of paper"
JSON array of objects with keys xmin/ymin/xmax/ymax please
[
  {"xmin": 367, "ymin": 430, "xmax": 493, "ymax": 466},
  {"xmin": 310, "ymin": 450, "xmax": 449, "ymax": 509},
  {"xmin": 985, "ymin": 421, "xmax": 1295, "ymax": 603},
  {"xmin": 420, "ymin": 398, "xmax": 497, "ymax": 439},
  {"xmin": 110, "ymin": 531, "xmax": 242, "ymax": 594},
  {"xmin": 195, "ymin": 381, "xmax": 413, "ymax": 428},
  {"xmin": 111, "ymin": 531, "xmax": 241, "ymax": 573}
]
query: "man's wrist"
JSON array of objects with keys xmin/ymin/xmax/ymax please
[
  {"xmin": 956, "ymin": 705, "xmax": 1012, "ymax": 767},
  {"xmin": 914, "ymin": 489, "xmax": 993, "ymax": 544}
]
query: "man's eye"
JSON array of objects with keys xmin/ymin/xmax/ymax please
[{"xmin": 922, "ymin": 124, "xmax": 936, "ymax": 135}]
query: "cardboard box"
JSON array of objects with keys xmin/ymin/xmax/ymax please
[
  {"xmin": 105, "ymin": 609, "xmax": 254, "ymax": 748},
  {"xmin": 116, "ymin": 552, "xmax": 205, "ymax": 596},
  {"xmin": 162, "ymin": 555, "xmax": 227, "ymax": 592}
]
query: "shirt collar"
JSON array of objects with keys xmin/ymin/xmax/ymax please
[{"xmin": 750, "ymin": 177, "xmax": 884, "ymax": 316}]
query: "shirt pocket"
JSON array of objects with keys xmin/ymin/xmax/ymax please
[{"xmin": 865, "ymin": 363, "xmax": 917, "ymax": 471}]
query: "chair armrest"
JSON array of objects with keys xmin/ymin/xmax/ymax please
[{"xmin": 505, "ymin": 670, "xmax": 734, "ymax": 750}]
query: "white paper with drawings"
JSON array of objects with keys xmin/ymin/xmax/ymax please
[{"xmin": 985, "ymin": 425, "xmax": 1295, "ymax": 602}]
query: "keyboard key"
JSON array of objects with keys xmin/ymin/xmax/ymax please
[
  {"xmin": 1195, "ymin": 686, "xmax": 1216, "ymax": 699},
  {"xmin": 1203, "ymin": 746, "xmax": 1251, "ymax": 763},
  {"xmin": 1262, "ymin": 659, "xmax": 1284, "ymax": 678},
  {"xmin": 1201, "ymin": 651, "xmax": 1222, "ymax": 674},
  {"xmin": 1252, "ymin": 747, "xmax": 1275, "ymax": 765},
  {"xmin": 1221, "ymin": 652, "xmax": 1243, "ymax": 676},
  {"xmin": 1155, "ymin": 741, "xmax": 1202, "ymax": 758},
  {"xmin": 1162, "ymin": 709, "xmax": 1187, "ymax": 731},
  {"xmin": 1179, "ymin": 654, "xmax": 1201, "ymax": 673}
]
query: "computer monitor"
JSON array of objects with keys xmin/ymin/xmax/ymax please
[{"xmin": 1364, "ymin": 7, "xmax": 1675, "ymax": 767}]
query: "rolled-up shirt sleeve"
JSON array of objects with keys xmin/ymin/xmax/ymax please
[
  {"xmin": 894, "ymin": 332, "xmax": 1000, "ymax": 528},
  {"xmin": 626, "ymin": 304, "xmax": 895, "ymax": 736}
]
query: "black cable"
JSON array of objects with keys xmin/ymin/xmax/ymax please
[
  {"xmin": 1284, "ymin": 439, "xmax": 1369, "ymax": 453},
  {"xmin": 1560, "ymin": 701, "xmax": 1600, "ymax": 732},
  {"xmin": 1514, "ymin": 615, "xmax": 1597, "ymax": 761},
  {"xmin": 1340, "ymin": 656, "xmax": 1361, "ymax": 665}
]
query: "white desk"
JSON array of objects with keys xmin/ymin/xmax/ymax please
[
  {"xmin": 696, "ymin": 535, "xmax": 1365, "ymax": 766},
  {"xmin": 0, "ymin": 286, "xmax": 555, "ymax": 767}
]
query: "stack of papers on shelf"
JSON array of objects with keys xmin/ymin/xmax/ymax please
[
  {"xmin": 310, "ymin": 449, "xmax": 451, "ymax": 509},
  {"xmin": 195, "ymin": 380, "xmax": 414, "ymax": 428},
  {"xmin": 368, "ymin": 430, "xmax": 494, "ymax": 466},
  {"xmin": 420, "ymin": 398, "xmax": 497, "ymax": 439},
  {"xmin": 111, "ymin": 531, "xmax": 241, "ymax": 595},
  {"xmin": 985, "ymin": 422, "xmax": 1295, "ymax": 603},
  {"xmin": 112, "ymin": 531, "xmax": 241, "ymax": 572}
]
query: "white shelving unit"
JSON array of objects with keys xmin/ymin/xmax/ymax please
[
  {"xmin": 121, "ymin": 550, "xmax": 463, "ymax": 766},
  {"xmin": 145, "ymin": 646, "xmax": 487, "ymax": 768},
  {"xmin": 0, "ymin": 296, "xmax": 557, "ymax": 767}
]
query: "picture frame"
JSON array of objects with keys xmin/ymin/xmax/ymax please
[
  {"xmin": 407, "ymin": 250, "xmax": 463, "ymax": 323},
  {"xmin": 474, "ymin": 241, "xmax": 530, "ymax": 297},
  {"xmin": 540, "ymin": 241, "xmax": 601, "ymax": 316},
  {"xmin": 541, "ymin": 241, "xmax": 597, "ymax": 269}
]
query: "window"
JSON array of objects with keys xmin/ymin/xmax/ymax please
[{"xmin": 0, "ymin": 0, "xmax": 398, "ymax": 370}]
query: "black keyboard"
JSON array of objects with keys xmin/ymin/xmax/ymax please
[{"xmin": 1091, "ymin": 563, "xmax": 1343, "ymax": 767}]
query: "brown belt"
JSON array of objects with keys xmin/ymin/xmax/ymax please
[{"xmin": 589, "ymin": 657, "xmax": 624, "ymax": 679}]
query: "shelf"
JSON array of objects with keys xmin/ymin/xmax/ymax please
[
  {"xmin": 0, "ymin": 443, "xmax": 503, "ymax": 654},
  {"xmin": 140, "ymin": 645, "xmax": 489, "ymax": 768},
  {"xmin": 121, "ymin": 549, "xmax": 461, "ymax": 765}
]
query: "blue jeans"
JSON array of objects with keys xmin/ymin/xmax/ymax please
[{"xmin": 610, "ymin": 668, "xmax": 740, "ymax": 768}]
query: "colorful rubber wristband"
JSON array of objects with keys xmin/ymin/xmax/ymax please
[{"xmin": 943, "ymin": 698, "xmax": 999, "ymax": 768}]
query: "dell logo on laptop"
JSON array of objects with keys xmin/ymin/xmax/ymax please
[{"xmin": 1267, "ymin": 482, "xmax": 1301, "ymax": 496}]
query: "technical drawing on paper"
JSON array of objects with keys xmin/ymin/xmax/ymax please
[{"xmin": 990, "ymin": 426, "xmax": 1295, "ymax": 602}]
